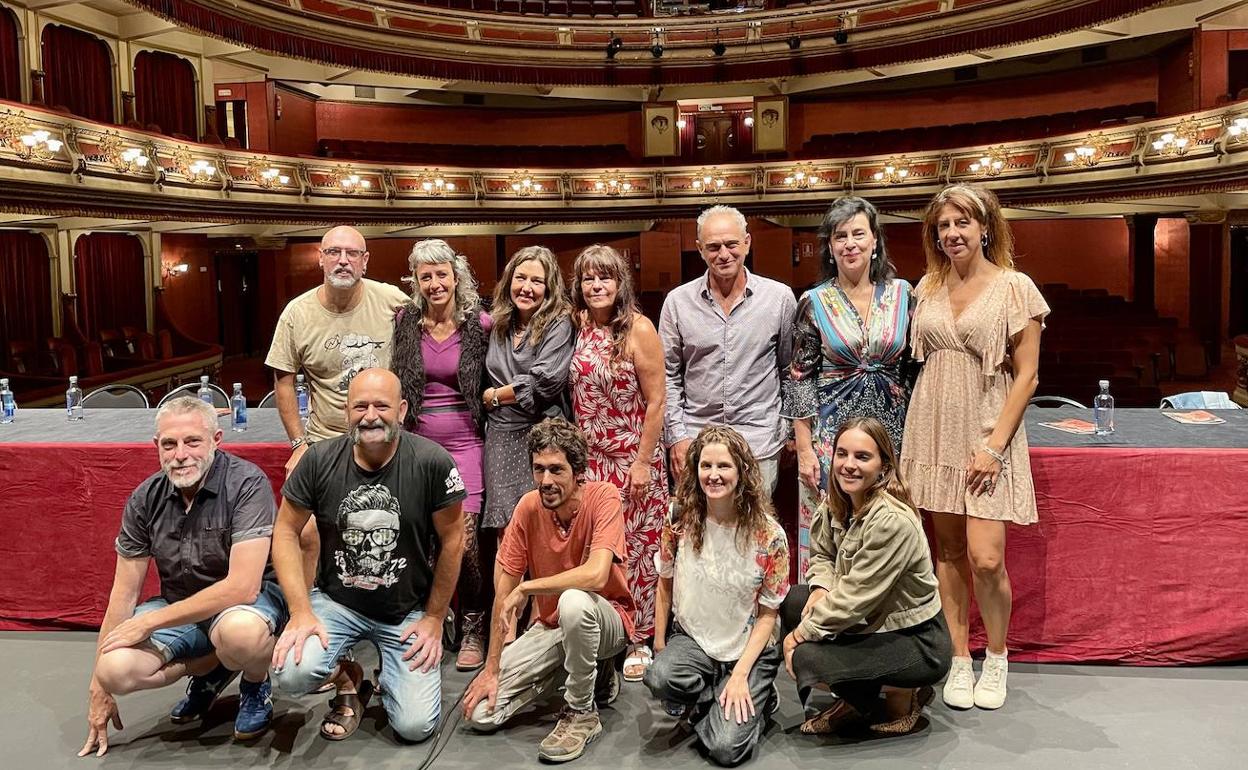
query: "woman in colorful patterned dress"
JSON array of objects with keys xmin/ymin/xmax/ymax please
[
  {"xmin": 391, "ymin": 239, "xmax": 492, "ymax": 670},
  {"xmin": 782, "ymin": 196, "xmax": 914, "ymax": 578},
  {"xmin": 569, "ymin": 244, "xmax": 669, "ymax": 682}
]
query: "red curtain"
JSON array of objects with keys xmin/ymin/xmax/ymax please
[
  {"xmin": 0, "ymin": 9, "xmax": 20, "ymax": 102},
  {"xmin": 0, "ymin": 232, "xmax": 53, "ymax": 361},
  {"xmin": 74, "ymin": 234, "xmax": 145, "ymax": 340},
  {"xmin": 133, "ymin": 50, "xmax": 198, "ymax": 138},
  {"xmin": 41, "ymin": 24, "xmax": 114, "ymax": 123}
]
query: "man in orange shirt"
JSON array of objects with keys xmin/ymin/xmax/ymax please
[{"xmin": 462, "ymin": 417, "xmax": 632, "ymax": 763}]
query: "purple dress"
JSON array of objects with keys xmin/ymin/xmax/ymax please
[{"xmin": 416, "ymin": 328, "xmax": 485, "ymax": 514}]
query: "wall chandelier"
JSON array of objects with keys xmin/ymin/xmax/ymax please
[
  {"xmin": 872, "ymin": 156, "xmax": 910, "ymax": 184},
  {"xmin": 418, "ymin": 170, "xmax": 454, "ymax": 196},
  {"xmin": 509, "ymin": 171, "xmax": 543, "ymax": 196},
  {"xmin": 1152, "ymin": 118, "xmax": 1198, "ymax": 156},
  {"xmin": 783, "ymin": 163, "xmax": 820, "ymax": 189},
  {"xmin": 594, "ymin": 171, "xmax": 633, "ymax": 195},
  {"xmin": 1063, "ymin": 134, "xmax": 1106, "ymax": 167},
  {"xmin": 969, "ymin": 147, "xmax": 1008, "ymax": 177},
  {"xmin": 691, "ymin": 168, "xmax": 726, "ymax": 193},
  {"xmin": 244, "ymin": 158, "xmax": 290, "ymax": 188}
]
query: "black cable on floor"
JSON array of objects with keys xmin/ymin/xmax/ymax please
[{"xmin": 412, "ymin": 674, "xmax": 470, "ymax": 770}]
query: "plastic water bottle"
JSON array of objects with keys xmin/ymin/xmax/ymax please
[
  {"xmin": 197, "ymin": 375, "xmax": 213, "ymax": 405},
  {"xmin": 0, "ymin": 378, "xmax": 15, "ymax": 424},
  {"xmin": 295, "ymin": 373, "xmax": 310, "ymax": 423},
  {"xmin": 1093, "ymin": 379, "xmax": 1115, "ymax": 436},
  {"xmin": 66, "ymin": 375, "xmax": 84, "ymax": 421},
  {"xmin": 231, "ymin": 383, "xmax": 248, "ymax": 432}
]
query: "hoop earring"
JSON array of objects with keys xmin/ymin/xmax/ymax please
[
  {"xmin": 981, "ymin": 234, "xmax": 989, "ymax": 249},
  {"xmin": 934, "ymin": 240, "xmax": 944, "ymax": 253}
]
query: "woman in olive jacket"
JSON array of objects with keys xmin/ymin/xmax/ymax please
[{"xmin": 781, "ymin": 416, "xmax": 951, "ymax": 736}]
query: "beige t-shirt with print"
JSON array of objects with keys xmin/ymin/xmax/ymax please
[{"xmin": 265, "ymin": 278, "xmax": 409, "ymax": 441}]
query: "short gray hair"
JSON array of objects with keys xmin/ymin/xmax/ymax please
[
  {"xmin": 696, "ymin": 205, "xmax": 748, "ymax": 241},
  {"xmin": 404, "ymin": 239, "xmax": 482, "ymax": 325},
  {"xmin": 155, "ymin": 396, "xmax": 218, "ymax": 435}
]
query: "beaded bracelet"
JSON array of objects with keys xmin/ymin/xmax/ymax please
[{"xmin": 983, "ymin": 445, "xmax": 1009, "ymax": 466}]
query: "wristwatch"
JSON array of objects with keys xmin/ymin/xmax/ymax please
[
  {"xmin": 490, "ymin": 390, "xmax": 501, "ymax": 409},
  {"xmin": 290, "ymin": 436, "xmax": 306, "ymax": 451}
]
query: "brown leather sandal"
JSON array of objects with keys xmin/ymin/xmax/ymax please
[{"xmin": 319, "ymin": 680, "xmax": 374, "ymax": 741}]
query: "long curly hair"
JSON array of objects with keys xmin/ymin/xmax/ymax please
[
  {"xmin": 673, "ymin": 425, "xmax": 775, "ymax": 555},
  {"xmin": 403, "ymin": 239, "xmax": 481, "ymax": 326},
  {"xmin": 920, "ymin": 183, "xmax": 1016, "ymax": 286},
  {"xmin": 823, "ymin": 416, "xmax": 917, "ymax": 528},
  {"xmin": 491, "ymin": 245, "xmax": 571, "ymax": 347},
  {"xmin": 571, "ymin": 244, "xmax": 638, "ymax": 368}
]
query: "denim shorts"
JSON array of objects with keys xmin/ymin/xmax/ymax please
[{"xmin": 133, "ymin": 580, "xmax": 288, "ymax": 663}]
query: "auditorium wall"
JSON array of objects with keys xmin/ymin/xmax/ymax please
[
  {"xmin": 160, "ymin": 234, "xmax": 221, "ymax": 344},
  {"xmin": 272, "ymin": 86, "xmax": 319, "ymax": 157},
  {"xmin": 791, "ymin": 59, "xmax": 1159, "ymax": 145},
  {"xmin": 155, "ymin": 218, "xmax": 1138, "ymax": 354},
  {"xmin": 258, "ymin": 58, "xmax": 1166, "ymax": 160}
]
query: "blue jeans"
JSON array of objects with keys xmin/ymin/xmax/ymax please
[
  {"xmin": 271, "ymin": 589, "xmax": 441, "ymax": 743},
  {"xmin": 134, "ymin": 580, "xmax": 288, "ymax": 663}
]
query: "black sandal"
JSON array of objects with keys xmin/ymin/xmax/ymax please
[{"xmin": 319, "ymin": 680, "xmax": 374, "ymax": 741}]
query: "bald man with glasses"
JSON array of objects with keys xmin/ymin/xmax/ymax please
[{"xmin": 266, "ymin": 226, "xmax": 409, "ymax": 475}]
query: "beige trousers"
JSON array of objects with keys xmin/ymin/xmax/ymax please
[{"xmin": 466, "ymin": 589, "xmax": 626, "ymax": 730}]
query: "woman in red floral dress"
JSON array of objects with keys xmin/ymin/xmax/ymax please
[{"xmin": 570, "ymin": 244, "xmax": 669, "ymax": 682}]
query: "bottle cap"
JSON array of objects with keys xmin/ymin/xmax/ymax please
[
  {"xmin": 200, "ymin": 375, "xmax": 209, "ymax": 383},
  {"xmin": 1, "ymin": 378, "xmax": 8, "ymax": 386},
  {"xmin": 69, "ymin": 375, "xmax": 78, "ymax": 383},
  {"xmin": 234, "ymin": 382, "xmax": 242, "ymax": 389},
  {"xmin": 1098, "ymin": 379, "xmax": 1109, "ymax": 388}
]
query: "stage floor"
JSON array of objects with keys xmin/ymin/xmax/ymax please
[{"xmin": 7, "ymin": 632, "xmax": 1246, "ymax": 769}]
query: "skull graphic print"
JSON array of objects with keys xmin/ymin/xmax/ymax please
[{"xmin": 333, "ymin": 484, "xmax": 408, "ymax": 590}]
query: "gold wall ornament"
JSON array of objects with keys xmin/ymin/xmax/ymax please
[
  {"xmin": 691, "ymin": 167, "xmax": 726, "ymax": 193},
  {"xmin": 96, "ymin": 132, "xmax": 151, "ymax": 174},
  {"xmin": 1063, "ymin": 133, "xmax": 1107, "ymax": 167},
  {"xmin": 872, "ymin": 156, "xmax": 910, "ymax": 184},
  {"xmin": 417, "ymin": 169, "xmax": 454, "ymax": 196},
  {"xmin": 969, "ymin": 146, "xmax": 1009, "ymax": 177},
  {"xmin": 170, "ymin": 147, "xmax": 218, "ymax": 183},
  {"xmin": 594, "ymin": 171, "xmax": 633, "ymax": 195},
  {"xmin": 782, "ymin": 162, "xmax": 820, "ymax": 189},
  {"xmin": 1151, "ymin": 118, "xmax": 1198, "ymax": 156},
  {"xmin": 325, "ymin": 166, "xmax": 372, "ymax": 193},
  {"xmin": 244, "ymin": 158, "xmax": 291, "ymax": 188},
  {"xmin": 508, "ymin": 171, "xmax": 543, "ymax": 196}
]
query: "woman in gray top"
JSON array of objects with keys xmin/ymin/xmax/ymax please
[{"xmin": 481, "ymin": 246, "xmax": 575, "ymax": 529}]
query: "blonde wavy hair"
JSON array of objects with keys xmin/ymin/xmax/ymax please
[
  {"xmin": 920, "ymin": 183, "xmax": 1016, "ymax": 286},
  {"xmin": 673, "ymin": 425, "xmax": 775, "ymax": 555},
  {"xmin": 491, "ymin": 245, "xmax": 571, "ymax": 347}
]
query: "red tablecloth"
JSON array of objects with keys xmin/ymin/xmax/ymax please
[{"xmin": 3, "ymin": 442, "xmax": 1247, "ymax": 665}]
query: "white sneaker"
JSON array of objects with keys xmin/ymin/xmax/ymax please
[
  {"xmin": 973, "ymin": 655, "xmax": 1008, "ymax": 710},
  {"xmin": 942, "ymin": 656, "xmax": 975, "ymax": 709}
]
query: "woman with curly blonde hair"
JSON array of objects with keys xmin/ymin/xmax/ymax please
[
  {"xmin": 643, "ymin": 426, "xmax": 789, "ymax": 767},
  {"xmin": 391, "ymin": 238, "xmax": 493, "ymax": 670}
]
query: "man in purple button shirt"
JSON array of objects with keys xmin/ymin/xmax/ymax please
[{"xmin": 659, "ymin": 205, "xmax": 797, "ymax": 494}]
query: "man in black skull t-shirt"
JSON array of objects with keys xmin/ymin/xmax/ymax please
[{"xmin": 271, "ymin": 368, "xmax": 465, "ymax": 744}]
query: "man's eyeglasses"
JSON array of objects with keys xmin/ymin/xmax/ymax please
[{"xmin": 320, "ymin": 247, "xmax": 366, "ymax": 260}]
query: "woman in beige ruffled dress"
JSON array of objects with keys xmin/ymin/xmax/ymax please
[{"xmin": 900, "ymin": 184, "xmax": 1048, "ymax": 713}]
